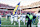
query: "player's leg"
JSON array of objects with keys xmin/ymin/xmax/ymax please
[
  {"xmin": 6, "ymin": 15, "xmax": 7, "ymax": 20},
  {"xmin": 14, "ymin": 16, "xmax": 17, "ymax": 25},
  {"xmin": 18, "ymin": 19, "xmax": 20, "ymax": 27},
  {"xmin": 11, "ymin": 15, "xmax": 13, "ymax": 24},
  {"xmin": 27, "ymin": 22, "xmax": 29, "ymax": 27},
  {"xmin": 11, "ymin": 20, "xmax": 13, "ymax": 24},
  {"xmin": 23, "ymin": 20, "xmax": 25, "ymax": 25},
  {"xmin": 30, "ymin": 21, "xmax": 31, "ymax": 27},
  {"xmin": 23, "ymin": 18, "xmax": 25, "ymax": 25},
  {"xmin": 14, "ymin": 21, "xmax": 16, "ymax": 25}
]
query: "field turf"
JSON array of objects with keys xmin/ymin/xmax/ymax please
[
  {"xmin": 1, "ymin": 18, "xmax": 27, "ymax": 27},
  {"xmin": 1, "ymin": 17, "xmax": 38, "ymax": 27}
]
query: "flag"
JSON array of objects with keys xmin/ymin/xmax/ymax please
[{"xmin": 13, "ymin": 2, "xmax": 20, "ymax": 15}]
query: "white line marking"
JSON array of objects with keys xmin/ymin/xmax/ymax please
[{"xmin": 1, "ymin": 25, "xmax": 27, "ymax": 26}]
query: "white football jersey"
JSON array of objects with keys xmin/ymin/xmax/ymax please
[
  {"xmin": 0, "ymin": 15, "xmax": 1, "ymax": 18},
  {"xmin": 36, "ymin": 13, "xmax": 40, "ymax": 24}
]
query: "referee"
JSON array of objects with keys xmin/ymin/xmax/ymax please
[{"xmin": 26, "ymin": 13, "xmax": 33, "ymax": 27}]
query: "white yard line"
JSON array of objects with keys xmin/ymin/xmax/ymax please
[
  {"xmin": 1, "ymin": 25, "xmax": 27, "ymax": 26},
  {"xmin": 1, "ymin": 25, "xmax": 40, "ymax": 26}
]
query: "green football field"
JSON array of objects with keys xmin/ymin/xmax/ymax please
[
  {"xmin": 1, "ymin": 17, "xmax": 27, "ymax": 27},
  {"xmin": 1, "ymin": 17, "xmax": 38, "ymax": 27}
]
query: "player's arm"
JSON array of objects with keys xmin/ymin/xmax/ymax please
[{"xmin": 26, "ymin": 15, "xmax": 28, "ymax": 21}]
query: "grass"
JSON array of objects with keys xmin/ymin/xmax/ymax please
[
  {"xmin": 1, "ymin": 18, "xmax": 27, "ymax": 27},
  {"xmin": 1, "ymin": 17, "xmax": 38, "ymax": 27}
]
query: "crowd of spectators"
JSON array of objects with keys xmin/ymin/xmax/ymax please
[{"xmin": 0, "ymin": 10, "xmax": 35, "ymax": 16}]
